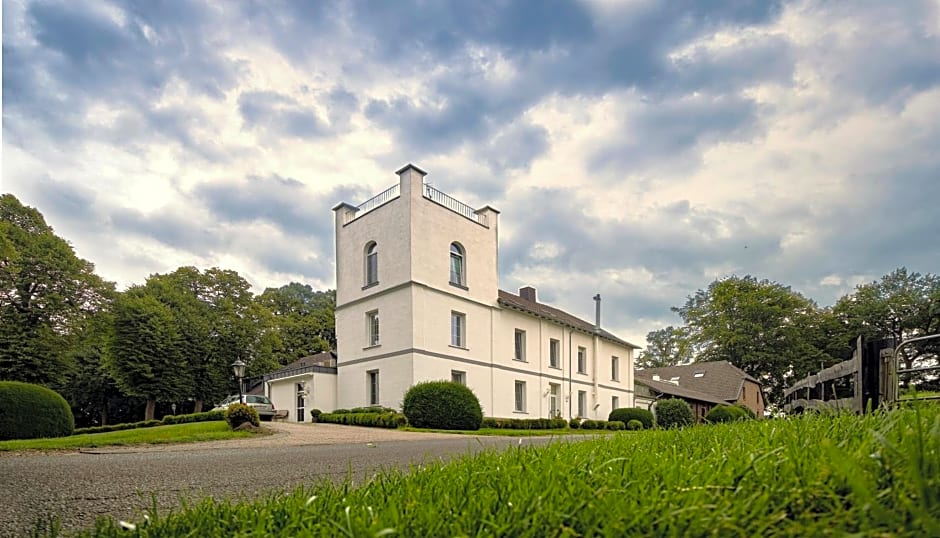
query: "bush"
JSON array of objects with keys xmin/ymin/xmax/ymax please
[
  {"xmin": 318, "ymin": 412, "xmax": 407, "ymax": 429},
  {"xmin": 608, "ymin": 407, "xmax": 654, "ymax": 430},
  {"xmin": 161, "ymin": 410, "xmax": 225, "ymax": 425},
  {"xmin": 310, "ymin": 409, "xmax": 322, "ymax": 422},
  {"xmin": 75, "ymin": 419, "xmax": 161, "ymax": 435},
  {"xmin": 225, "ymin": 403, "xmax": 260, "ymax": 429},
  {"xmin": 479, "ymin": 417, "xmax": 568, "ymax": 430},
  {"xmin": 569, "ymin": 417, "xmax": 581, "ymax": 429},
  {"xmin": 735, "ymin": 404, "xmax": 757, "ymax": 419},
  {"xmin": 655, "ymin": 399, "xmax": 694, "ymax": 429},
  {"xmin": 705, "ymin": 404, "xmax": 742, "ymax": 424},
  {"xmin": 403, "ymin": 381, "xmax": 483, "ymax": 431},
  {"xmin": 0, "ymin": 381, "xmax": 74, "ymax": 440},
  {"xmin": 626, "ymin": 419, "xmax": 643, "ymax": 431},
  {"xmin": 580, "ymin": 419, "xmax": 608, "ymax": 430},
  {"xmin": 606, "ymin": 421, "xmax": 625, "ymax": 431}
]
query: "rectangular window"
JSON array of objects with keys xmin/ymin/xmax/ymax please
[
  {"xmin": 514, "ymin": 329, "xmax": 526, "ymax": 362},
  {"xmin": 452, "ymin": 370, "xmax": 466, "ymax": 385},
  {"xmin": 577, "ymin": 390, "xmax": 587, "ymax": 418},
  {"xmin": 549, "ymin": 338, "xmax": 560, "ymax": 368},
  {"xmin": 514, "ymin": 380, "xmax": 526, "ymax": 412},
  {"xmin": 549, "ymin": 383, "xmax": 560, "ymax": 417},
  {"xmin": 367, "ymin": 370, "xmax": 379, "ymax": 406},
  {"xmin": 366, "ymin": 310, "xmax": 380, "ymax": 347},
  {"xmin": 611, "ymin": 356, "xmax": 620, "ymax": 381},
  {"xmin": 612, "ymin": 395, "xmax": 619, "ymax": 411},
  {"xmin": 577, "ymin": 347, "xmax": 587, "ymax": 374},
  {"xmin": 296, "ymin": 383, "xmax": 306, "ymax": 423},
  {"xmin": 451, "ymin": 311, "xmax": 466, "ymax": 348}
]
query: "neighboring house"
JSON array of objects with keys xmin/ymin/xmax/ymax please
[
  {"xmin": 328, "ymin": 164, "xmax": 640, "ymax": 419},
  {"xmin": 264, "ymin": 352, "xmax": 337, "ymax": 422},
  {"xmin": 634, "ymin": 361, "xmax": 766, "ymax": 419}
]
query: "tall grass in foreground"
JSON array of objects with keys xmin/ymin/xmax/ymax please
[{"xmin": 73, "ymin": 405, "xmax": 938, "ymax": 537}]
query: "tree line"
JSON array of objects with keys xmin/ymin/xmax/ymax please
[
  {"xmin": 1, "ymin": 194, "xmax": 336, "ymax": 425},
  {"xmin": 638, "ymin": 271, "xmax": 940, "ymax": 404}
]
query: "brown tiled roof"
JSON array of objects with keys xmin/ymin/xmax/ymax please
[
  {"xmin": 635, "ymin": 360, "xmax": 760, "ymax": 402},
  {"xmin": 497, "ymin": 290, "xmax": 640, "ymax": 349},
  {"xmin": 635, "ymin": 378, "xmax": 727, "ymax": 405},
  {"xmin": 268, "ymin": 351, "xmax": 337, "ymax": 375}
]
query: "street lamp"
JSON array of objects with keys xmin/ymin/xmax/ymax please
[{"xmin": 231, "ymin": 358, "xmax": 247, "ymax": 404}]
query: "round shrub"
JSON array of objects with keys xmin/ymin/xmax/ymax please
[
  {"xmin": 402, "ymin": 381, "xmax": 483, "ymax": 430},
  {"xmin": 626, "ymin": 419, "xmax": 644, "ymax": 431},
  {"xmin": 0, "ymin": 381, "xmax": 74, "ymax": 440},
  {"xmin": 608, "ymin": 407, "xmax": 654, "ymax": 430},
  {"xmin": 569, "ymin": 417, "xmax": 581, "ymax": 429},
  {"xmin": 705, "ymin": 404, "xmax": 738, "ymax": 424},
  {"xmin": 655, "ymin": 399, "xmax": 694, "ymax": 429},
  {"xmin": 606, "ymin": 420, "xmax": 624, "ymax": 431},
  {"xmin": 734, "ymin": 404, "xmax": 757, "ymax": 419},
  {"xmin": 309, "ymin": 408, "xmax": 322, "ymax": 423},
  {"xmin": 224, "ymin": 403, "xmax": 260, "ymax": 429}
]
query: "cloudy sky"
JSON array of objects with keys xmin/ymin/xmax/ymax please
[{"xmin": 3, "ymin": 0, "xmax": 939, "ymax": 347}]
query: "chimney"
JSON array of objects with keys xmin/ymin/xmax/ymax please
[
  {"xmin": 519, "ymin": 286, "xmax": 537, "ymax": 302},
  {"xmin": 593, "ymin": 293, "xmax": 601, "ymax": 330}
]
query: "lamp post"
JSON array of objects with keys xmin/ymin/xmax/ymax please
[{"xmin": 231, "ymin": 359, "xmax": 247, "ymax": 404}]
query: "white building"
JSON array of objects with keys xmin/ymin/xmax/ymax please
[{"xmin": 266, "ymin": 164, "xmax": 638, "ymax": 420}]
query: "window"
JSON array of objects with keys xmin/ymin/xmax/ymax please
[
  {"xmin": 366, "ymin": 310, "xmax": 380, "ymax": 347},
  {"xmin": 364, "ymin": 242, "xmax": 378, "ymax": 286},
  {"xmin": 549, "ymin": 338, "xmax": 560, "ymax": 368},
  {"xmin": 577, "ymin": 390, "xmax": 587, "ymax": 418},
  {"xmin": 449, "ymin": 243, "xmax": 465, "ymax": 286},
  {"xmin": 549, "ymin": 383, "xmax": 561, "ymax": 417},
  {"xmin": 514, "ymin": 380, "xmax": 526, "ymax": 412},
  {"xmin": 296, "ymin": 383, "xmax": 306, "ymax": 423},
  {"xmin": 577, "ymin": 347, "xmax": 587, "ymax": 374},
  {"xmin": 611, "ymin": 356, "xmax": 620, "ymax": 381},
  {"xmin": 452, "ymin": 370, "xmax": 466, "ymax": 385},
  {"xmin": 612, "ymin": 396, "xmax": 619, "ymax": 410},
  {"xmin": 367, "ymin": 370, "xmax": 379, "ymax": 405},
  {"xmin": 514, "ymin": 329, "xmax": 526, "ymax": 362},
  {"xmin": 451, "ymin": 311, "xmax": 466, "ymax": 348}
]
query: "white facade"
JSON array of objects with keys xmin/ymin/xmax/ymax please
[{"xmin": 329, "ymin": 165, "xmax": 638, "ymax": 419}]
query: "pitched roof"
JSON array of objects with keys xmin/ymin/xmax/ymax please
[
  {"xmin": 635, "ymin": 360, "xmax": 760, "ymax": 402},
  {"xmin": 635, "ymin": 378, "xmax": 727, "ymax": 405},
  {"xmin": 497, "ymin": 289, "xmax": 640, "ymax": 349},
  {"xmin": 264, "ymin": 351, "xmax": 337, "ymax": 378}
]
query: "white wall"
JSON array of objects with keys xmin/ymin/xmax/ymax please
[{"xmin": 267, "ymin": 372, "xmax": 338, "ymax": 422}]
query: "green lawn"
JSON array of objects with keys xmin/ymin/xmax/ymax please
[
  {"xmin": 403, "ymin": 426, "xmax": 619, "ymax": 437},
  {"xmin": 0, "ymin": 421, "xmax": 258, "ymax": 452},
  {"xmin": 65, "ymin": 403, "xmax": 939, "ymax": 537}
]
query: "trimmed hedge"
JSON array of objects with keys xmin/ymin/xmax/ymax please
[
  {"xmin": 735, "ymin": 404, "xmax": 758, "ymax": 419},
  {"xmin": 626, "ymin": 419, "xmax": 644, "ymax": 431},
  {"xmin": 655, "ymin": 399, "xmax": 694, "ymax": 429},
  {"xmin": 569, "ymin": 418, "xmax": 582, "ymax": 429},
  {"xmin": 608, "ymin": 407, "xmax": 654, "ymax": 430},
  {"xmin": 606, "ymin": 421, "xmax": 625, "ymax": 431},
  {"xmin": 310, "ymin": 409, "xmax": 323, "ymax": 422},
  {"xmin": 331, "ymin": 407, "xmax": 398, "ymax": 415},
  {"xmin": 403, "ymin": 381, "xmax": 483, "ymax": 431},
  {"xmin": 225, "ymin": 403, "xmax": 260, "ymax": 429},
  {"xmin": 161, "ymin": 410, "xmax": 226, "ymax": 425},
  {"xmin": 0, "ymin": 381, "xmax": 75, "ymax": 440},
  {"xmin": 481, "ymin": 417, "xmax": 568, "ymax": 430},
  {"xmin": 74, "ymin": 410, "xmax": 225, "ymax": 435},
  {"xmin": 75, "ymin": 419, "xmax": 161, "ymax": 435},
  {"xmin": 318, "ymin": 412, "xmax": 407, "ymax": 429}
]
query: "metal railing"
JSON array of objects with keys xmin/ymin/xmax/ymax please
[
  {"xmin": 346, "ymin": 183, "xmax": 400, "ymax": 224},
  {"xmin": 423, "ymin": 184, "xmax": 487, "ymax": 226}
]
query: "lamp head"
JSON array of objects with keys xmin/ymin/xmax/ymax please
[{"xmin": 231, "ymin": 358, "xmax": 247, "ymax": 379}]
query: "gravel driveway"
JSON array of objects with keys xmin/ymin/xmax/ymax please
[{"xmin": 0, "ymin": 423, "xmax": 554, "ymax": 536}]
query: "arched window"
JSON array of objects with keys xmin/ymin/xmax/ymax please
[
  {"xmin": 365, "ymin": 242, "xmax": 378, "ymax": 286},
  {"xmin": 449, "ymin": 242, "xmax": 465, "ymax": 286}
]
